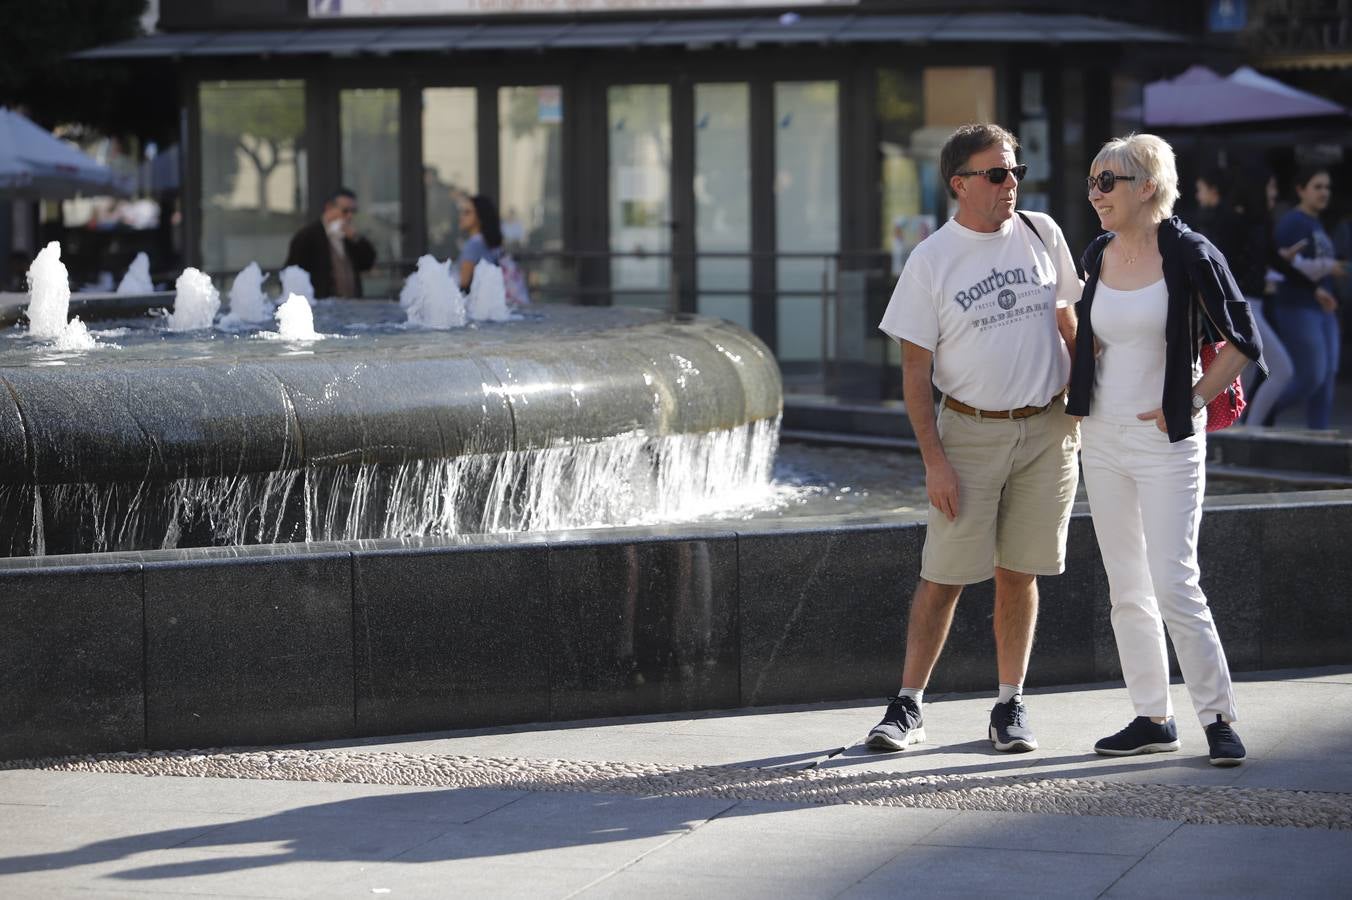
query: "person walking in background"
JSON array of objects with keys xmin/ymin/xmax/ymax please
[
  {"xmin": 1268, "ymin": 168, "xmax": 1346, "ymax": 430},
  {"xmin": 869, "ymin": 123, "xmax": 1081, "ymax": 755},
  {"xmin": 1192, "ymin": 168, "xmax": 1245, "ymax": 263},
  {"xmin": 455, "ymin": 194, "xmax": 504, "ymax": 294},
  {"xmin": 1231, "ymin": 171, "xmax": 1328, "ymax": 427},
  {"xmin": 284, "ymin": 188, "xmax": 376, "ymax": 299},
  {"xmin": 1066, "ymin": 134, "xmax": 1262, "ymax": 766}
]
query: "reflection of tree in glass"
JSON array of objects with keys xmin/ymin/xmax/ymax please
[
  {"xmin": 341, "ymin": 90, "xmax": 401, "ymax": 260},
  {"xmin": 200, "ymin": 82, "xmax": 304, "ymax": 216}
]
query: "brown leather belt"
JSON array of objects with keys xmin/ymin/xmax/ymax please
[{"xmin": 943, "ymin": 395, "xmax": 1055, "ymax": 420}]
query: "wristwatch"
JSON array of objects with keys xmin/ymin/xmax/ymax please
[{"xmin": 1191, "ymin": 393, "xmax": 1207, "ymax": 411}]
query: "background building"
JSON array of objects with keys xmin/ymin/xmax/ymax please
[{"xmin": 82, "ymin": 0, "xmax": 1234, "ymax": 397}]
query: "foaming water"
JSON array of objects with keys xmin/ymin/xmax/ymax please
[
  {"xmin": 274, "ymin": 293, "xmax": 322, "ymax": 340},
  {"xmin": 24, "ymin": 241, "xmax": 97, "ymax": 349},
  {"xmin": 25, "ymin": 242, "xmax": 73, "ymax": 339},
  {"xmin": 401, "ymin": 254, "xmax": 466, "ymax": 329},
  {"xmin": 167, "ymin": 268, "xmax": 220, "ymax": 331},
  {"xmin": 223, "ymin": 262, "xmax": 272, "ymax": 325},
  {"xmin": 280, "ymin": 265, "xmax": 315, "ymax": 302},
  {"xmin": 466, "ymin": 259, "xmax": 511, "ymax": 322},
  {"xmin": 11, "ymin": 419, "xmax": 784, "ymax": 554},
  {"xmin": 51, "ymin": 318, "xmax": 99, "ymax": 352},
  {"xmin": 116, "ymin": 252, "xmax": 154, "ymax": 294}
]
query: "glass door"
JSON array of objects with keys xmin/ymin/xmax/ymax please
[
  {"xmin": 694, "ymin": 82, "xmax": 751, "ymax": 331},
  {"xmin": 607, "ymin": 84, "xmax": 671, "ymax": 309},
  {"xmin": 340, "ymin": 88, "xmax": 402, "ymax": 297},
  {"xmin": 775, "ymin": 81, "xmax": 839, "ymax": 365}
]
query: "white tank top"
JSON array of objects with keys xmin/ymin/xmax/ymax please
[{"xmin": 1090, "ymin": 278, "xmax": 1169, "ymax": 425}]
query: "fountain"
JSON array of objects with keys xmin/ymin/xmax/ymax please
[
  {"xmin": 166, "ymin": 267, "xmax": 220, "ymax": 331},
  {"xmin": 1, "ymin": 246, "xmax": 1347, "ymax": 764},
  {"xmin": 221, "ymin": 261, "xmax": 272, "ymax": 325},
  {"xmin": 400, "ymin": 254, "xmax": 466, "ymax": 329},
  {"xmin": 0, "ymin": 251, "xmax": 783, "ymax": 558},
  {"xmin": 115, "ymin": 252, "xmax": 154, "ymax": 295},
  {"xmin": 280, "ymin": 264, "xmax": 315, "ymax": 302},
  {"xmin": 466, "ymin": 259, "xmax": 512, "ymax": 322}
]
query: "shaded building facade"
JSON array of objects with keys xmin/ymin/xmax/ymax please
[{"xmin": 87, "ymin": 0, "xmax": 1219, "ymax": 397}]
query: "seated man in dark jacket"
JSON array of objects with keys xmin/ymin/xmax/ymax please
[{"xmin": 284, "ymin": 188, "xmax": 377, "ymax": 298}]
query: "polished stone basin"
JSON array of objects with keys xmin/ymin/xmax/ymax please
[{"xmin": 0, "ymin": 303, "xmax": 782, "ymax": 555}]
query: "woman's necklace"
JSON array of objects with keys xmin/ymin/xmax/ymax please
[{"xmin": 1116, "ymin": 234, "xmax": 1152, "ymax": 265}]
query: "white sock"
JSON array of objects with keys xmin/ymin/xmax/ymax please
[
  {"xmin": 997, "ymin": 683, "xmax": 1022, "ymax": 705},
  {"xmin": 897, "ymin": 687, "xmax": 924, "ymax": 708}
]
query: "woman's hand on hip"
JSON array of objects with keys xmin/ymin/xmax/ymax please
[{"xmin": 1137, "ymin": 408, "xmax": 1167, "ymax": 433}]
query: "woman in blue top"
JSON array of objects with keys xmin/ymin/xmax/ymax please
[
  {"xmin": 1269, "ymin": 168, "xmax": 1346, "ymax": 429},
  {"xmin": 455, "ymin": 194, "xmax": 504, "ymax": 293}
]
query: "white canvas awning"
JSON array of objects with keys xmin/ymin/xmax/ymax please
[
  {"xmin": 0, "ymin": 107, "xmax": 133, "ymax": 200},
  {"xmin": 1144, "ymin": 65, "xmax": 1346, "ymax": 127}
]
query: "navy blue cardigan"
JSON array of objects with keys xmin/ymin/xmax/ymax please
[{"xmin": 1065, "ymin": 217, "xmax": 1264, "ymax": 443}]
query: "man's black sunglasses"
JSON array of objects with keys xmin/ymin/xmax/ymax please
[
  {"xmin": 954, "ymin": 164, "xmax": 1028, "ymax": 185},
  {"xmin": 1087, "ymin": 170, "xmax": 1137, "ymax": 194}
]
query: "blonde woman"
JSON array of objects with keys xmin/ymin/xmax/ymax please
[{"xmin": 1065, "ymin": 134, "xmax": 1263, "ymax": 766}]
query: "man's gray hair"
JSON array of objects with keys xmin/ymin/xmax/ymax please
[{"xmin": 939, "ymin": 124, "xmax": 1020, "ymax": 199}]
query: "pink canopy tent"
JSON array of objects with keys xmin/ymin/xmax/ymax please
[{"xmin": 1143, "ymin": 65, "xmax": 1346, "ymax": 127}]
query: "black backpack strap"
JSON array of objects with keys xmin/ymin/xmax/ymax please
[
  {"xmin": 1016, "ymin": 210, "xmax": 1046, "ymax": 249},
  {"xmin": 1017, "ymin": 210, "xmax": 1085, "ymax": 281}
]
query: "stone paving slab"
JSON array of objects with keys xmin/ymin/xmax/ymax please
[
  {"xmin": 1104, "ymin": 823, "xmax": 1352, "ymax": 899},
  {"xmin": 1, "ymin": 667, "xmax": 1349, "ymax": 899}
]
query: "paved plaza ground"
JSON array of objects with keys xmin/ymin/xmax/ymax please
[{"xmin": 2, "ymin": 667, "xmax": 1349, "ymax": 898}]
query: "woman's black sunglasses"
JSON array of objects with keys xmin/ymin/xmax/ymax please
[
  {"xmin": 1087, "ymin": 170, "xmax": 1137, "ymax": 194},
  {"xmin": 955, "ymin": 164, "xmax": 1028, "ymax": 185}
]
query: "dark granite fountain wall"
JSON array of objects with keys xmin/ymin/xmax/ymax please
[
  {"xmin": 4, "ymin": 491, "xmax": 1349, "ymax": 761},
  {"xmin": 0, "ymin": 306, "xmax": 781, "ymax": 555}
]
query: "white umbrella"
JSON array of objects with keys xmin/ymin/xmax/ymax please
[
  {"xmin": 1144, "ymin": 64, "xmax": 1346, "ymax": 127},
  {"xmin": 0, "ymin": 107, "xmax": 131, "ymax": 199}
]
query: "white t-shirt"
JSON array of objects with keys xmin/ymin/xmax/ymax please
[{"xmin": 878, "ymin": 211, "xmax": 1080, "ymax": 410}]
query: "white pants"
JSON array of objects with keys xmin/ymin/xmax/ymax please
[{"xmin": 1080, "ymin": 417, "xmax": 1239, "ymax": 728}]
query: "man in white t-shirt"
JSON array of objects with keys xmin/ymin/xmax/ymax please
[{"xmin": 867, "ymin": 123, "xmax": 1081, "ymax": 755}]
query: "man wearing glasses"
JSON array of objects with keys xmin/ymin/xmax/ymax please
[
  {"xmin": 284, "ymin": 188, "xmax": 377, "ymax": 299},
  {"xmin": 868, "ymin": 123, "xmax": 1081, "ymax": 755}
]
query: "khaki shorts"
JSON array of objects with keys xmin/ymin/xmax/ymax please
[{"xmin": 921, "ymin": 395, "xmax": 1080, "ymax": 585}]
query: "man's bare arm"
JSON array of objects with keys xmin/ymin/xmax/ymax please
[
  {"xmin": 1056, "ymin": 304, "xmax": 1077, "ymax": 362},
  {"xmin": 901, "ymin": 339, "xmax": 959, "ymax": 521}
]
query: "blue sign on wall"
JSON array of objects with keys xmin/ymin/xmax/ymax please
[{"xmin": 1209, "ymin": 0, "xmax": 1248, "ymax": 32}]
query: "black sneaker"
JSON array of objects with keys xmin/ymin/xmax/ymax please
[
  {"xmin": 1205, "ymin": 715, "xmax": 1246, "ymax": 767},
  {"xmin": 989, "ymin": 697, "xmax": 1038, "ymax": 752},
  {"xmin": 1094, "ymin": 716, "xmax": 1181, "ymax": 756},
  {"xmin": 866, "ymin": 695, "xmax": 925, "ymax": 751}
]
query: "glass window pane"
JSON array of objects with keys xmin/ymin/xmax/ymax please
[
  {"xmin": 198, "ymin": 80, "xmax": 307, "ymax": 276},
  {"xmin": 695, "ymin": 82, "xmax": 751, "ymax": 330},
  {"xmin": 922, "ymin": 67, "xmax": 996, "ymax": 127},
  {"xmin": 877, "ymin": 68, "xmax": 936, "ymax": 276},
  {"xmin": 499, "ymin": 86, "xmax": 565, "ymax": 300},
  {"xmin": 608, "ymin": 84, "xmax": 670, "ymax": 310},
  {"xmin": 775, "ymin": 80, "xmax": 838, "ymax": 362},
  {"xmin": 341, "ymin": 88, "xmax": 401, "ymax": 297},
  {"xmin": 422, "ymin": 88, "xmax": 478, "ymax": 262}
]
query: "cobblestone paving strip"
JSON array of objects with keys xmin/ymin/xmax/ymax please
[{"xmin": 9, "ymin": 749, "xmax": 1351, "ymax": 831}]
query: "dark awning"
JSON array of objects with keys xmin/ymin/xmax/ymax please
[{"xmin": 74, "ymin": 13, "xmax": 1183, "ymax": 60}]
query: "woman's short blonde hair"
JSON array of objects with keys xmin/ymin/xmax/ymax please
[{"xmin": 1090, "ymin": 133, "xmax": 1179, "ymax": 222}]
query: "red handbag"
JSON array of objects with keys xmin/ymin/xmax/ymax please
[{"xmin": 1199, "ymin": 341, "xmax": 1245, "ymax": 431}]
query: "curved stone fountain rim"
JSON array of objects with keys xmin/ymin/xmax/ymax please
[{"xmin": 0, "ymin": 305, "xmax": 783, "ymax": 485}]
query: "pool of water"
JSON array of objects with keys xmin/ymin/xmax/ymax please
[{"xmin": 727, "ymin": 441, "xmax": 1341, "ymax": 525}]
